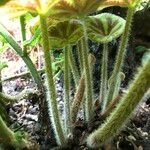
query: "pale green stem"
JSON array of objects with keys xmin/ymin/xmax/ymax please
[
  {"xmin": 0, "ymin": 115, "xmax": 28, "ymax": 149},
  {"xmin": 77, "ymin": 38, "xmax": 86, "ymax": 120},
  {"xmin": 81, "ymin": 21, "xmax": 93, "ymax": 122},
  {"xmin": 113, "ymin": 77, "xmax": 121, "ymax": 99},
  {"xmin": 39, "ymin": 15, "xmax": 66, "ymax": 145},
  {"xmin": 105, "ymin": 8, "xmax": 135, "ymax": 109},
  {"xmin": 69, "ymin": 45, "xmax": 80, "ymax": 87},
  {"xmin": 64, "ymin": 45, "xmax": 71, "ymax": 136},
  {"xmin": 100, "ymin": 44, "xmax": 108, "ymax": 111},
  {"xmin": 0, "ymin": 89, "xmax": 37, "ymax": 103},
  {"xmin": 71, "ymin": 74, "xmax": 85, "ymax": 124},
  {"xmin": 0, "ymin": 103, "xmax": 9, "ymax": 122},
  {"xmin": 0, "ymin": 23, "xmax": 42, "ymax": 90},
  {"xmin": 87, "ymin": 60, "xmax": 150, "ymax": 148},
  {"xmin": 113, "ymin": 72, "xmax": 125, "ymax": 99},
  {"xmin": 19, "ymin": 15, "xmax": 27, "ymax": 54},
  {"xmin": 0, "ymin": 115, "xmax": 14, "ymax": 142},
  {"xmin": 77, "ymin": 38, "xmax": 84, "ymax": 73},
  {"xmin": 71, "ymin": 54, "xmax": 95, "ymax": 124},
  {"xmin": 82, "ymin": 94, "xmax": 86, "ymax": 121}
]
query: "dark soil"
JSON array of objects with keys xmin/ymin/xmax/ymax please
[{"xmin": 2, "ymin": 74, "xmax": 150, "ymax": 150}]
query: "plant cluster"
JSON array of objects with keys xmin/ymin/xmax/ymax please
[{"xmin": 0, "ymin": 0, "xmax": 149, "ymax": 149}]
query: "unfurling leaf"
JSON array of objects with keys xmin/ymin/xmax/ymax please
[{"xmin": 87, "ymin": 13, "xmax": 125, "ymax": 43}]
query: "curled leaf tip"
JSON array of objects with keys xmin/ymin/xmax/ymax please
[{"xmin": 87, "ymin": 13, "xmax": 126, "ymax": 43}]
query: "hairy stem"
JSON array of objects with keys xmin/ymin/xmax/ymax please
[
  {"xmin": 64, "ymin": 45, "xmax": 71, "ymax": 136},
  {"xmin": 106, "ymin": 8, "xmax": 135, "ymax": 108},
  {"xmin": 0, "ymin": 103, "xmax": 9, "ymax": 122},
  {"xmin": 71, "ymin": 54, "xmax": 95, "ymax": 124},
  {"xmin": 77, "ymin": 38, "xmax": 84, "ymax": 73},
  {"xmin": 81, "ymin": 21, "xmax": 93, "ymax": 122},
  {"xmin": 77, "ymin": 38, "xmax": 86, "ymax": 120},
  {"xmin": 0, "ymin": 23, "xmax": 42, "ymax": 90},
  {"xmin": 39, "ymin": 15, "xmax": 66, "ymax": 145},
  {"xmin": 87, "ymin": 60, "xmax": 150, "ymax": 148},
  {"xmin": 71, "ymin": 74, "xmax": 85, "ymax": 124},
  {"xmin": 69, "ymin": 45, "xmax": 80, "ymax": 87},
  {"xmin": 0, "ymin": 89, "xmax": 37, "ymax": 104},
  {"xmin": 101, "ymin": 94, "xmax": 122, "ymax": 118},
  {"xmin": 113, "ymin": 72, "xmax": 125, "ymax": 99},
  {"xmin": 100, "ymin": 44, "xmax": 108, "ymax": 111},
  {"xmin": 0, "ymin": 116, "xmax": 14, "ymax": 142},
  {"xmin": 0, "ymin": 115, "xmax": 28, "ymax": 149}
]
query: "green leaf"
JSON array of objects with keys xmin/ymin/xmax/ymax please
[
  {"xmin": 24, "ymin": 12, "xmax": 35, "ymax": 22},
  {"xmin": 87, "ymin": 13, "xmax": 126, "ymax": 43},
  {"xmin": 48, "ymin": 20, "xmax": 83, "ymax": 48},
  {"xmin": 0, "ymin": 35, "xmax": 7, "ymax": 43},
  {"xmin": 23, "ymin": 28, "xmax": 41, "ymax": 47},
  {"xmin": 135, "ymin": 46, "xmax": 147, "ymax": 53},
  {"xmin": 0, "ymin": 44, "xmax": 8, "ymax": 54},
  {"xmin": 52, "ymin": 60, "xmax": 63, "ymax": 72},
  {"xmin": 49, "ymin": 0, "xmax": 127, "ymax": 20},
  {"xmin": 0, "ymin": 61, "xmax": 8, "ymax": 71}
]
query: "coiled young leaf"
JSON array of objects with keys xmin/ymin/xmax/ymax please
[
  {"xmin": 48, "ymin": 20, "xmax": 83, "ymax": 48},
  {"xmin": 87, "ymin": 13, "xmax": 126, "ymax": 43}
]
